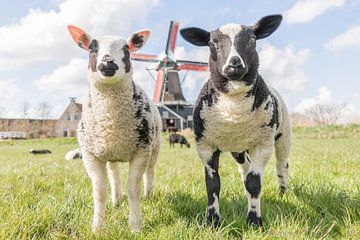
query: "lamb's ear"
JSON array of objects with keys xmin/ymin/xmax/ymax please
[
  {"xmin": 127, "ymin": 29, "xmax": 150, "ymax": 52},
  {"xmin": 252, "ymin": 15, "xmax": 282, "ymax": 40},
  {"xmin": 67, "ymin": 25, "xmax": 92, "ymax": 51},
  {"xmin": 180, "ymin": 27, "xmax": 210, "ymax": 46}
]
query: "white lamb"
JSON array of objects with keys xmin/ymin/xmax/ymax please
[{"xmin": 67, "ymin": 25, "xmax": 161, "ymax": 232}]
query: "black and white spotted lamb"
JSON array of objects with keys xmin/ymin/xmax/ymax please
[
  {"xmin": 180, "ymin": 15, "xmax": 292, "ymax": 227},
  {"xmin": 67, "ymin": 25, "xmax": 161, "ymax": 232}
]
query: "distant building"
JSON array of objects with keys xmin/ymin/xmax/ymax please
[
  {"xmin": 0, "ymin": 98, "xmax": 82, "ymax": 139},
  {"xmin": 55, "ymin": 98, "xmax": 82, "ymax": 137}
]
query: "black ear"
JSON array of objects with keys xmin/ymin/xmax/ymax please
[
  {"xmin": 180, "ymin": 27, "xmax": 210, "ymax": 46},
  {"xmin": 252, "ymin": 15, "xmax": 282, "ymax": 40}
]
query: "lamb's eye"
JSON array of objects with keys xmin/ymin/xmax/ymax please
[
  {"xmin": 209, "ymin": 42, "xmax": 216, "ymax": 48},
  {"xmin": 249, "ymin": 37, "xmax": 256, "ymax": 44}
]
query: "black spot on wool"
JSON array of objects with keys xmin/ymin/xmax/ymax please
[
  {"xmin": 248, "ymin": 75, "xmax": 271, "ymax": 111},
  {"xmin": 267, "ymin": 95, "xmax": 279, "ymax": 129},
  {"xmin": 245, "ymin": 172, "xmax": 261, "ymax": 198},
  {"xmin": 275, "ymin": 133, "xmax": 282, "ymax": 141},
  {"xmin": 132, "ymin": 82, "xmax": 150, "ymax": 146},
  {"xmin": 193, "ymin": 81, "xmax": 219, "ymax": 142},
  {"xmin": 231, "ymin": 151, "xmax": 246, "ymax": 164}
]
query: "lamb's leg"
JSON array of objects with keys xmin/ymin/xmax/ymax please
[
  {"xmin": 245, "ymin": 143, "xmax": 273, "ymax": 227},
  {"xmin": 197, "ymin": 144, "xmax": 221, "ymax": 227},
  {"xmin": 128, "ymin": 150, "xmax": 149, "ymax": 232},
  {"xmin": 144, "ymin": 143, "xmax": 160, "ymax": 198},
  {"xmin": 106, "ymin": 162, "xmax": 122, "ymax": 206},
  {"xmin": 275, "ymin": 131, "xmax": 291, "ymax": 195},
  {"xmin": 231, "ymin": 151, "xmax": 250, "ymax": 182},
  {"xmin": 82, "ymin": 153, "xmax": 107, "ymax": 232}
]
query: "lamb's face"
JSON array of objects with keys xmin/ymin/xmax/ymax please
[
  {"xmin": 88, "ymin": 37, "xmax": 129, "ymax": 81},
  {"xmin": 180, "ymin": 15, "xmax": 282, "ymax": 93},
  {"xmin": 68, "ymin": 25, "xmax": 150, "ymax": 85},
  {"xmin": 209, "ymin": 25, "xmax": 258, "ymax": 85}
]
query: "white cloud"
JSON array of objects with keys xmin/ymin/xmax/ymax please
[
  {"xmin": 325, "ymin": 26, "xmax": 360, "ymax": 52},
  {"xmin": 294, "ymin": 86, "xmax": 332, "ymax": 113},
  {"xmin": 34, "ymin": 58, "xmax": 88, "ymax": 96},
  {"xmin": 284, "ymin": 0, "xmax": 345, "ymax": 24},
  {"xmin": 0, "ymin": 79, "xmax": 20, "ymax": 102},
  {"xmin": 0, "ymin": 0, "xmax": 159, "ymax": 70},
  {"xmin": 258, "ymin": 42, "xmax": 310, "ymax": 94}
]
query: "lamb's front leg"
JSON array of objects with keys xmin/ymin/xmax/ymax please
[
  {"xmin": 197, "ymin": 144, "xmax": 221, "ymax": 227},
  {"xmin": 82, "ymin": 152, "xmax": 107, "ymax": 232},
  {"xmin": 128, "ymin": 150, "xmax": 149, "ymax": 232},
  {"xmin": 245, "ymin": 143, "xmax": 273, "ymax": 227}
]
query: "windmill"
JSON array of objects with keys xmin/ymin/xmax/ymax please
[{"xmin": 131, "ymin": 21, "xmax": 208, "ymax": 131}]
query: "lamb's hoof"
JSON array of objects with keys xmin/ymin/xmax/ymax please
[
  {"xmin": 144, "ymin": 190, "xmax": 153, "ymax": 199},
  {"xmin": 129, "ymin": 216, "xmax": 142, "ymax": 233},
  {"xmin": 279, "ymin": 186, "xmax": 287, "ymax": 195},
  {"xmin": 92, "ymin": 219, "xmax": 105, "ymax": 233},
  {"xmin": 246, "ymin": 212, "xmax": 263, "ymax": 227},
  {"xmin": 207, "ymin": 212, "xmax": 221, "ymax": 228}
]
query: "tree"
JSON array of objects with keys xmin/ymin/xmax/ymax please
[
  {"xmin": 37, "ymin": 101, "xmax": 52, "ymax": 120},
  {"xmin": 19, "ymin": 99, "xmax": 31, "ymax": 119},
  {"xmin": 305, "ymin": 102, "xmax": 347, "ymax": 125}
]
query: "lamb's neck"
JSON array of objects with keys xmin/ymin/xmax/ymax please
[{"xmin": 89, "ymin": 79, "xmax": 134, "ymax": 107}]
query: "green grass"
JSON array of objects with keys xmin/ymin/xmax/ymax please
[{"xmin": 0, "ymin": 125, "xmax": 359, "ymax": 239}]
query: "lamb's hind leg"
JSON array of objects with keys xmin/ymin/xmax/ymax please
[
  {"xmin": 107, "ymin": 162, "xmax": 122, "ymax": 206},
  {"xmin": 82, "ymin": 152, "xmax": 107, "ymax": 232},
  {"xmin": 231, "ymin": 151, "xmax": 250, "ymax": 182},
  {"xmin": 275, "ymin": 132, "xmax": 291, "ymax": 194},
  {"xmin": 144, "ymin": 142, "xmax": 160, "ymax": 198},
  {"xmin": 128, "ymin": 150, "xmax": 150, "ymax": 232}
]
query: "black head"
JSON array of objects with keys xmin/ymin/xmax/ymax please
[{"xmin": 180, "ymin": 15, "xmax": 282, "ymax": 93}]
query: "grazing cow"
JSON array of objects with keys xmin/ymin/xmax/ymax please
[
  {"xmin": 169, "ymin": 133, "xmax": 190, "ymax": 148},
  {"xmin": 29, "ymin": 149, "xmax": 52, "ymax": 154},
  {"xmin": 180, "ymin": 14, "xmax": 292, "ymax": 227},
  {"xmin": 67, "ymin": 25, "xmax": 162, "ymax": 232}
]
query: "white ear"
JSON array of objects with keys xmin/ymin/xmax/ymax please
[{"xmin": 127, "ymin": 29, "xmax": 151, "ymax": 52}]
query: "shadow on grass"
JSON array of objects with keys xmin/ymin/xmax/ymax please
[{"xmin": 159, "ymin": 183, "xmax": 360, "ymax": 238}]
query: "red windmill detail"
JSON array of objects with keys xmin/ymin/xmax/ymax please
[{"xmin": 131, "ymin": 21, "xmax": 208, "ymax": 104}]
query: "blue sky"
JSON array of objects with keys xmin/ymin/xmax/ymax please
[{"xmin": 0, "ymin": 0, "xmax": 359, "ymax": 122}]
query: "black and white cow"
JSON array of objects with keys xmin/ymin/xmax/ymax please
[
  {"xmin": 180, "ymin": 15, "xmax": 292, "ymax": 227},
  {"xmin": 169, "ymin": 133, "xmax": 190, "ymax": 148}
]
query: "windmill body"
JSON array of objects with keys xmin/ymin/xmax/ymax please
[{"xmin": 131, "ymin": 21, "xmax": 208, "ymax": 131}]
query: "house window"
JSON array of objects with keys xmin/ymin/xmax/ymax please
[
  {"xmin": 74, "ymin": 114, "xmax": 81, "ymax": 121},
  {"xmin": 67, "ymin": 114, "xmax": 71, "ymax": 121},
  {"xmin": 163, "ymin": 111, "xmax": 169, "ymax": 118}
]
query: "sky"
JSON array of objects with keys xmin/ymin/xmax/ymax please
[{"xmin": 0, "ymin": 0, "xmax": 359, "ymax": 123}]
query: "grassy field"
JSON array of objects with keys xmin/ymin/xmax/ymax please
[{"xmin": 0, "ymin": 125, "xmax": 359, "ymax": 239}]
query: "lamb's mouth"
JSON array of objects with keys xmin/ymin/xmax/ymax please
[{"xmin": 100, "ymin": 69, "xmax": 116, "ymax": 77}]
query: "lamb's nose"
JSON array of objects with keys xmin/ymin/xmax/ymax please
[
  {"xmin": 102, "ymin": 54, "xmax": 114, "ymax": 62},
  {"xmin": 230, "ymin": 56, "xmax": 242, "ymax": 68}
]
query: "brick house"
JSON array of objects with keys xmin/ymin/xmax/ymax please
[{"xmin": 0, "ymin": 98, "xmax": 82, "ymax": 139}]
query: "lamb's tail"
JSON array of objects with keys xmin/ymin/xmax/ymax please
[{"xmin": 65, "ymin": 148, "xmax": 82, "ymax": 160}]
